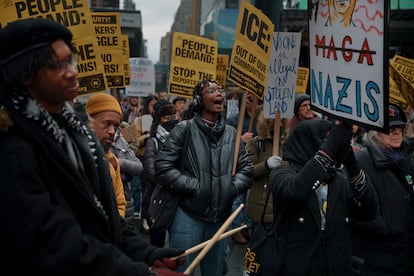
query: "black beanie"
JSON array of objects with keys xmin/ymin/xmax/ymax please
[
  {"xmin": 0, "ymin": 18, "xmax": 72, "ymax": 65},
  {"xmin": 294, "ymin": 94, "xmax": 310, "ymax": 114}
]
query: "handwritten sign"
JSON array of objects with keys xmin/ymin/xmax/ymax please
[
  {"xmin": 308, "ymin": 0, "xmax": 388, "ymax": 131},
  {"xmin": 263, "ymin": 32, "xmax": 301, "ymax": 119}
]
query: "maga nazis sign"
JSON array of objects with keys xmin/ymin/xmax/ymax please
[{"xmin": 308, "ymin": 0, "xmax": 389, "ymax": 131}]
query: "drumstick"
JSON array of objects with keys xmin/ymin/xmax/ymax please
[
  {"xmin": 184, "ymin": 203, "xmax": 244, "ymax": 274},
  {"xmin": 170, "ymin": 224, "xmax": 248, "ymax": 260}
]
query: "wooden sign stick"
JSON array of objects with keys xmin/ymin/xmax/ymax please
[
  {"xmin": 184, "ymin": 203, "xmax": 245, "ymax": 274},
  {"xmin": 170, "ymin": 224, "xmax": 247, "ymax": 260}
]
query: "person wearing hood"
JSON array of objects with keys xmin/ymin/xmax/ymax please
[
  {"xmin": 269, "ymin": 119, "xmax": 377, "ymax": 275},
  {"xmin": 351, "ymin": 104, "xmax": 414, "ymax": 275},
  {"xmin": 0, "ymin": 18, "xmax": 186, "ymax": 276}
]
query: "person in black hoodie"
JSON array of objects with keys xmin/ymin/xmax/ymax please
[
  {"xmin": 269, "ymin": 119, "xmax": 377, "ymax": 275},
  {"xmin": 351, "ymin": 104, "xmax": 414, "ymax": 275}
]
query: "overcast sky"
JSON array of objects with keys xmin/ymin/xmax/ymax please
[{"xmin": 134, "ymin": 0, "xmax": 181, "ymax": 64}]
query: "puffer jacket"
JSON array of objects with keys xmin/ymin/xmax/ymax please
[{"xmin": 155, "ymin": 113, "xmax": 253, "ymax": 223}]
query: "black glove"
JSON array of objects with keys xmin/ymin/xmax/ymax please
[
  {"xmin": 147, "ymin": 248, "xmax": 186, "ymax": 269},
  {"xmin": 340, "ymin": 145, "xmax": 360, "ymax": 178},
  {"xmin": 149, "ymin": 268, "xmax": 189, "ymax": 276},
  {"xmin": 319, "ymin": 123, "xmax": 352, "ymax": 160}
]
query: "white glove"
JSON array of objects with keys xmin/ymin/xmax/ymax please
[{"xmin": 265, "ymin": 156, "xmax": 282, "ymax": 170}]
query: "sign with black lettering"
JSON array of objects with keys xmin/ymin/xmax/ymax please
[
  {"xmin": 169, "ymin": 32, "xmax": 218, "ymax": 98},
  {"xmin": 92, "ymin": 12, "xmax": 124, "ymax": 88},
  {"xmin": 0, "ymin": 0, "xmax": 108, "ymax": 94},
  {"xmin": 216, "ymin": 54, "xmax": 229, "ymax": 88},
  {"xmin": 121, "ymin": 34, "xmax": 131, "ymax": 86},
  {"xmin": 126, "ymin": 58, "xmax": 155, "ymax": 97},
  {"xmin": 296, "ymin": 67, "xmax": 309, "ymax": 94},
  {"xmin": 228, "ymin": 0, "xmax": 274, "ymax": 100},
  {"xmin": 263, "ymin": 32, "xmax": 302, "ymax": 119},
  {"xmin": 309, "ymin": 0, "xmax": 388, "ymax": 131},
  {"xmin": 390, "ymin": 55, "xmax": 414, "ymax": 109}
]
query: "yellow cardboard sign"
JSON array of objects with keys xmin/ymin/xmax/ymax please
[
  {"xmin": 296, "ymin": 67, "xmax": 309, "ymax": 93},
  {"xmin": 390, "ymin": 55, "xmax": 414, "ymax": 109},
  {"xmin": 92, "ymin": 12, "xmax": 125, "ymax": 88},
  {"xmin": 0, "ymin": 0, "xmax": 108, "ymax": 94},
  {"xmin": 121, "ymin": 34, "xmax": 131, "ymax": 86},
  {"xmin": 389, "ymin": 75, "xmax": 409, "ymax": 111},
  {"xmin": 169, "ymin": 32, "xmax": 218, "ymax": 98},
  {"xmin": 228, "ymin": 0, "xmax": 274, "ymax": 99},
  {"xmin": 216, "ymin": 54, "xmax": 229, "ymax": 87}
]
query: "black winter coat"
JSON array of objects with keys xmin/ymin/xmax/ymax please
[
  {"xmin": 270, "ymin": 119, "xmax": 377, "ymax": 275},
  {"xmin": 0, "ymin": 104, "xmax": 158, "ymax": 275},
  {"xmin": 351, "ymin": 141, "xmax": 414, "ymax": 275},
  {"xmin": 155, "ymin": 113, "xmax": 253, "ymax": 223}
]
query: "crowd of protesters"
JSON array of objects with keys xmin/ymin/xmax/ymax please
[{"xmin": 1, "ymin": 17, "xmax": 414, "ymax": 276}]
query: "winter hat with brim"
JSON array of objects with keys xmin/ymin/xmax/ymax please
[
  {"xmin": 389, "ymin": 103, "xmax": 407, "ymax": 128},
  {"xmin": 0, "ymin": 18, "xmax": 72, "ymax": 65},
  {"xmin": 86, "ymin": 93, "xmax": 122, "ymax": 116},
  {"xmin": 294, "ymin": 93, "xmax": 310, "ymax": 114}
]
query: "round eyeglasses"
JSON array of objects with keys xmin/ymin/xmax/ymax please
[{"xmin": 45, "ymin": 54, "xmax": 79, "ymax": 76}]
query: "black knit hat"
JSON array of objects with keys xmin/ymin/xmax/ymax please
[
  {"xmin": 294, "ymin": 93, "xmax": 310, "ymax": 114},
  {"xmin": 0, "ymin": 18, "xmax": 72, "ymax": 65}
]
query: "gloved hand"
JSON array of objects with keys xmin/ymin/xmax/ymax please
[
  {"xmin": 265, "ymin": 155, "xmax": 282, "ymax": 170},
  {"xmin": 319, "ymin": 123, "xmax": 352, "ymax": 161},
  {"xmin": 149, "ymin": 268, "xmax": 189, "ymax": 276},
  {"xmin": 147, "ymin": 248, "xmax": 186, "ymax": 269},
  {"xmin": 339, "ymin": 145, "xmax": 360, "ymax": 178}
]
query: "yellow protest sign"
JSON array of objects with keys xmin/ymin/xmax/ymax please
[
  {"xmin": 216, "ymin": 54, "xmax": 229, "ymax": 87},
  {"xmin": 390, "ymin": 55, "xmax": 414, "ymax": 109},
  {"xmin": 121, "ymin": 34, "xmax": 131, "ymax": 86},
  {"xmin": 92, "ymin": 12, "xmax": 125, "ymax": 88},
  {"xmin": 228, "ymin": 0, "xmax": 274, "ymax": 99},
  {"xmin": 296, "ymin": 67, "xmax": 309, "ymax": 93},
  {"xmin": 0, "ymin": 0, "xmax": 108, "ymax": 94},
  {"xmin": 169, "ymin": 32, "xmax": 218, "ymax": 98},
  {"xmin": 389, "ymin": 75, "xmax": 408, "ymax": 111}
]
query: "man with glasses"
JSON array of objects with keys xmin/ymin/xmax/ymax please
[
  {"xmin": 155, "ymin": 79, "xmax": 253, "ymax": 275},
  {"xmin": 0, "ymin": 18, "xmax": 187, "ymax": 276}
]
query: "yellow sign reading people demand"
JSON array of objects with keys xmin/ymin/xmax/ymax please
[
  {"xmin": 228, "ymin": 0, "xmax": 274, "ymax": 99},
  {"xmin": 169, "ymin": 32, "xmax": 218, "ymax": 98}
]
